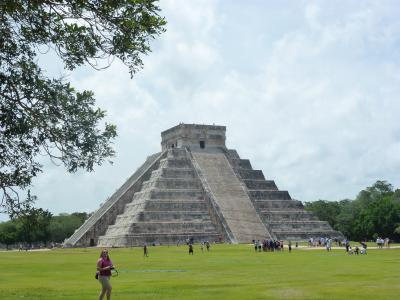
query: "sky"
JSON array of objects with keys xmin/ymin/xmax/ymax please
[{"xmin": 2, "ymin": 0, "xmax": 400, "ymax": 221}]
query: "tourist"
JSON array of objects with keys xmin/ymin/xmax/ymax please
[
  {"xmin": 326, "ymin": 239, "xmax": 332, "ymax": 252},
  {"xmin": 345, "ymin": 240, "xmax": 350, "ymax": 252},
  {"xmin": 143, "ymin": 243, "xmax": 148, "ymax": 257},
  {"xmin": 206, "ymin": 241, "xmax": 210, "ymax": 251},
  {"xmin": 360, "ymin": 241, "xmax": 367, "ymax": 252},
  {"xmin": 97, "ymin": 249, "xmax": 114, "ymax": 300}
]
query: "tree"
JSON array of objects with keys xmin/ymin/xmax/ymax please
[
  {"xmin": 16, "ymin": 206, "xmax": 52, "ymax": 246},
  {"xmin": 0, "ymin": 0, "xmax": 166, "ymax": 216},
  {"xmin": 48, "ymin": 212, "xmax": 87, "ymax": 243},
  {"xmin": 304, "ymin": 200, "xmax": 341, "ymax": 229},
  {"xmin": 0, "ymin": 220, "xmax": 17, "ymax": 249}
]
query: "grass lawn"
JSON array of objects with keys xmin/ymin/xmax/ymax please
[{"xmin": 0, "ymin": 244, "xmax": 399, "ymax": 300}]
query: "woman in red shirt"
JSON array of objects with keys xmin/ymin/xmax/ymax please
[{"xmin": 97, "ymin": 249, "xmax": 114, "ymax": 300}]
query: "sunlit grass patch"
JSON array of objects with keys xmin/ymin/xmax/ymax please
[{"xmin": 0, "ymin": 244, "xmax": 399, "ymax": 300}]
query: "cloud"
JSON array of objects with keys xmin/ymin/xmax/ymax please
[{"xmin": 2, "ymin": 1, "xmax": 399, "ymax": 222}]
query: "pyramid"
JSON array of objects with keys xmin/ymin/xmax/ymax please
[{"xmin": 64, "ymin": 124, "xmax": 343, "ymax": 247}]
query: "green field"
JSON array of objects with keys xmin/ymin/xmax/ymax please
[{"xmin": 0, "ymin": 244, "xmax": 399, "ymax": 300}]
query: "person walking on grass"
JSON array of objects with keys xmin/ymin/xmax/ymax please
[
  {"xmin": 143, "ymin": 242, "xmax": 148, "ymax": 257},
  {"xmin": 326, "ymin": 238, "xmax": 332, "ymax": 252},
  {"xmin": 97, "ymin": 249, "xmax": 114, "ymax": 300}
]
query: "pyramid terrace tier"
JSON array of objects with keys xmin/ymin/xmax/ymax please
[
  {"xmin": 141, "ymin": 178, "xmax": 202, "ymax": 190},
  {"xmin": 104, "ymin": 221, "xmax": 218, "ymax": 235},
  {"xmin": 261, "ymin": 210, "xmax": 319, "ymax": 221},
  {"xmin": 127, "ymin": 200, "xmax": 208, "ymax": 211},
  {"xmin": 97, "ymin": 232, "xmax": 223, "ymax": 247},
  {"xmin": 158, "ymin": 157, "xmax": 193, "ymax": 169},
  {"xmin": 249, "ymin": 190, "xmax": 291, "ymax": 200},
  {"xmin": 268, "ymin": 221, "xmax": 333, "ymax": 231},
  {"xmin": 227, "ymin": 158, "xmax": 253, "ymax": 170},
  {"xmin": 237, "ymin": 169, "xmax": 265, "ymax": 180},
  {"xmin": 132, "ymin": 189, "xmax": 204, "ymax": 201},
  {"xmin": 150, "ymin": 167, "xmax": 197, "ymax": 179},
  {"xmin": 243, "ymin": 180, "xmax": 278, "ymax": 190},
  {"xmin": 254, "ymin": 199, "xmax": 304, "ymax": 210},
  {"xmin": 114, "ymin": 211, "xmax": 213, "ymax": 222}
]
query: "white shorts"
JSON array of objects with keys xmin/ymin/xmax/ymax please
[{"xmin": 98, "ymin": 275, "xmax": 111, "ymax": 289}]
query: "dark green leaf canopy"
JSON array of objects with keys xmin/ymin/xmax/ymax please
[{"xmin": 0, "ymin": 0, "xmax": 166, "ymax": 216}]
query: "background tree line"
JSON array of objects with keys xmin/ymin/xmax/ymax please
[
  {"xmin": 304, "ymin": 180, "xmax": 400, "ymax": 241},
  {"xmin": 0, "ymin": 211, "xmax": 88, "ymax": 249}
]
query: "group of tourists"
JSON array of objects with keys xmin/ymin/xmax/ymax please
[
  {"xmin": 253, "ymin": 239, "xmax": 293, "ymax": 252},
  {"xmin": 188, "ymin": 240, "xmax": 211, "ymax": 254},
  {"xmin": 344, "ymin": 240, "xmax": 367, "ymax": 255},
  {"xmin": 376, "ymin": 237, "xmax": 391, "ymax": 248},
  {"xmin": 308, "ymin": 237, "xmax": 339, "ymax": 248}
]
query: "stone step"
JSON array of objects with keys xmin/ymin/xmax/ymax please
[
  {"xmin": 238, "ymin": 169, "xmax": 265, "ymax": 180},
  {"xmin": 226, "ymin": 149, "xmax": 240, "ymax": 160},
  {"xmin": 254, "ymin": 200, "xmax": 303, "ymax": 210},
  {"xmin": 249, "ymin": 190, "xmax": 291, "ymax": 200},
  {"xmin": 268, "ymin": 221, "xmax": 333, "ymax": 231},
  {"xmin": 124, "ymin": 198, "xmax": 206, "ymax": 211},
  {"xmin": 244, "ymin": 180, "xmax": 278, "ymax": 190},
  {"xmin": 261, "ymin": 211, "xmax": 318, "ymax": 221},
  {"xmin": 141, "ymin": 178, "xmax": 202, "ymax": 190},
  {"xmin": 150, "ymin": 168, "xmax": 196, "ymax": 179},
  {"xmin": 113, "ymin": 209, "xmax": 211, "ymax": 223},
  {"xmin": 132, "ymin": 189, "xmax": 204, "ymax": 201},
  {"xmin": 262, "ymin": 210, "xmax": 313, "ymax": 214},
  {"xmin": 159, "ymin": 157, "xmax": 193, "ymax": 168},
  {"xmin": 97, "ymin": 232, "xmax": 222, "ymax": 247},
  {"xmin": 272, "ymin": 228, "xmax": 338, "ymax": 233},
  {"xmin": 229, "ymin": 158, "xmax": 252, "ymax": 170},
  {"xmin": 134, "ymin": 211, "xmax": 212, "ymax": 222},
  {"xmin": 166, "ymin": 148, "xmax": 189, "ymax": 158},
  {"xmin": 143, "ymin": 200, "xmax": 208, "ymax": 211},
  {"xmin": 105, "ymin": 221, "xmax": 217, "ymax": 235}
]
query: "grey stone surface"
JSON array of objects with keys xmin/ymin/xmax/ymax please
[{"xmin": 192, "ymin": 149, "xmax": 272, "ymax": 243}]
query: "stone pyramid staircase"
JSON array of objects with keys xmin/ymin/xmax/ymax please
[
  {"xmin": 190, "ymin": 148, "xmax": 272, "ymax": 243},
  {"xmin": 224, "ymin": 150, "xmax": 343, "ymax": 241},
  {"xmin": 97, "ymin": 149, "xmax": 223, "ymax": 247},
  {"xmin": 64, "ymin": 152, "xmax": 165, "ymax": 247}
]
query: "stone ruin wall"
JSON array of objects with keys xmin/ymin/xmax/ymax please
[{"xmin": 70, "ymin": 153, "xmax": 166, "ymax": 247}]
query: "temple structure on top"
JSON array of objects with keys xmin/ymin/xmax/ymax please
[{"xmin": 65, "ymin": 123, "xmax": 343, "ymax": 247}]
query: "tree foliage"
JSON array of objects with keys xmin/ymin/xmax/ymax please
[
  {"xmin": 0, "ymin": 211, "xmax": 88, "ymax": 247},
  {"xmin": 16, "ymin": 204, "xmax": 53, "ymax": 246},
  {"xmin": 305, "ymin": 181, "xmax": 400, "ymax": 241},
  {"xmin": 0, "ymin": 220, "xmax": 17, "ymax": 249},
  {"xmin": 49, "ymin": 212, "xmax": 88, "ymax": 242},
  {"xmin": 0, "ymin": 0, "xmax": 166, "ymax": 216}
]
